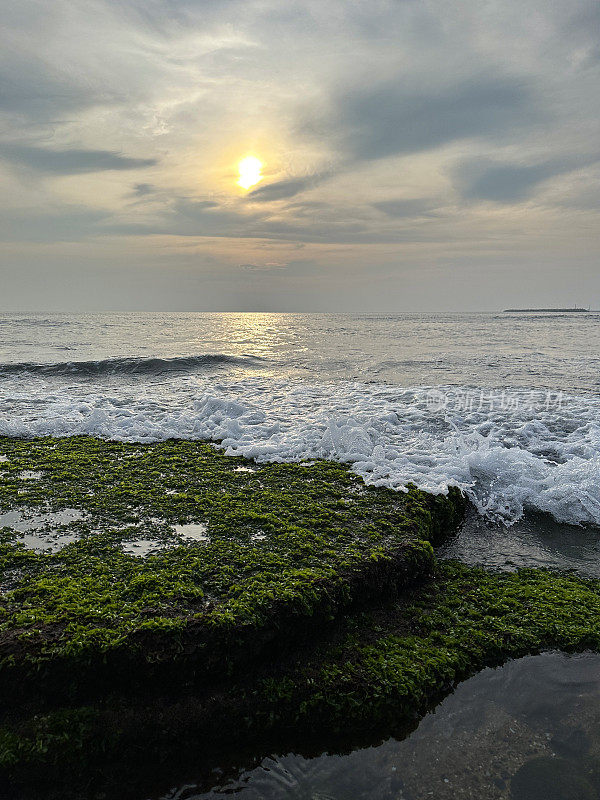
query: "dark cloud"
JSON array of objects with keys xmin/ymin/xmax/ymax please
[
  {"xmin": 247, "ymin": 172, "xmax": 330, "ymax": 202},
  {"xmin": 0, "ymin": 55, "xmax": 101, "ymax": 121},
  {"xmin": 104, "ymin": 198, "xmax": 263, "ymax": 240},
  {"xmin": 454, "ymin": 155, "xmax": 599, "ymax": 202},
  {"xmin": 175, "ymin": 199, "xmax": 220, "ymax": 213},
  {"xmin": 131, "ymin": 183, "xmax": 156, "ymax": 196},
  {"xmin": 0, "ymin": 145, "xmax": 157, "ymax": 175},
  {"xmin": 104, "ymin": 200, "xmax": 445, "ymax": 245},
  {"xmin": 248, "ymin": 178, "xmax": 312, "ymax": 202},
  {"xmin": 565, "ymin": 2, "xmax": 600, "ymax": 65},
  {"xmin": 325, "ymin": 74, "xmax": 539, "ymax": 160}
]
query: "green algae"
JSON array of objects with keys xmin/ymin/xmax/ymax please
[
  {"xmin": 1, "ymin": 562, "xmax": 600, "ymax": 800},
  {"xmin": 7, "ymin": 436, "xmax": 597, "ymax": 798},
  {"xmin": 276, "ymin": 561, "xmax": 600, "ymax": 732},
  {"xmin": 0, "ymin": 436, "xmax": 464, "ymax": 701}
]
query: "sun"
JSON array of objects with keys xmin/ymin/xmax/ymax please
[{"xmin": 237, "ymin": 156, "xmax": 263, "ymax": 190}]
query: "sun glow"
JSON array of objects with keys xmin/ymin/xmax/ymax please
[{"xmin": 237, "ymin": 156, "xmax": 263, "ymax": 190}]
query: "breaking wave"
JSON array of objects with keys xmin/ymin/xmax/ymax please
[
  {"xmin": 0, "ymin": 354, "xmax": 263, "ymax": 378},
  {"xmin": 2, "ymin": 377, "xmax": 600, "ymax": 528}
]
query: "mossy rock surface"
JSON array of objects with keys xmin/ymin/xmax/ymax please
[
  {"xmin": 7, "ymin": 437, "xmax": 596, "ymax": 800},
  {"xmin": 0, "ymin": 436, "xmax": 465, "ymax": 701},
  {"xmin": 281, "ymin": 561, "xmax": 600, "ymax": 732},
  {"xmin": 1, "ymin": 562, "xmax": 600, "ymax": 800}
]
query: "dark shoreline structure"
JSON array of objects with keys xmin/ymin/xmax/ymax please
[
  {"xmin": 503, "ymin": 307, "xmax": 589, "ymax": 312},
  {"xmin": 0, "ymin": 437, "xmax": 599, "ymax": 799}
]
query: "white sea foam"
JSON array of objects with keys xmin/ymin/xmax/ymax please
[{"xmin": 2, "ymin": 377, "xmax": 600, "ymax": 527}]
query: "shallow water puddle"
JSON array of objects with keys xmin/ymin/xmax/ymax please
[
  {"xmin": 21, "ymin": 531, "xmax": 81, "ymax": 552},
  {"xmin": 158, "ymin": 652, "xmax": 600, "ymax": 800},
  {"xmin": 121, "ymin": 539, "xmax": 164, "ymax": 557},
  {"xmin": 0, "ymin": 507, "xmax": 87, "ymax": 552},
  {"xmin": 120, "ymin": 523, "xmax": 210, "ymax": 557},
  {"xmin": 174, "ymin": 523, "xmax": 209, "ymax": 542},
  {"xmin": 0, "ymin": 507, "xmax": 86, "ymax": 532}
]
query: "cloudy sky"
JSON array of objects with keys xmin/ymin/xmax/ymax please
[{"xmin": 1, "ymin": 0, "xmax": 599, "ymax": 311}]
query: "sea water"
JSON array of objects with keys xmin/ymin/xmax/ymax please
[{"xmin": 2, "ymin": 311, "xmax": 600, "ymax": 528}]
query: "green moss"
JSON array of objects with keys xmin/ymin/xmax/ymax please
[
  {"xmin": 274, "ymin": 561, "xmax": 600, "ymax": 732},
  {"xmin": 6, "ymin": 437, "xmax": 597, "ymax": 798},
  {"xmin": 13, "ymin": 436, "xmax": 596, "ymax": 798},
  {"xmin": 2, "ymin": 562, "xmax": 599, "ymax": 799},
  {"xmin": 0, "ymin": 436, "xmax": 464, "ymax": 701}
]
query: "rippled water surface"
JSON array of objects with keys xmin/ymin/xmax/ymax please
[
  {"xmin": 153, "ymin": 652, "xmax": 600, "ymax": 800},
  {"xmin": 438, "ymin": 507, "xmax": 600, "ymax": 577},
  {"xmin": 2, "ymin": 311, "xmax": 600, "ymax": 390}
]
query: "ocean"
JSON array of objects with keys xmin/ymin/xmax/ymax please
[{"xmin": 2, "ymin": 310, "xmax": 600, "ymax": 530}]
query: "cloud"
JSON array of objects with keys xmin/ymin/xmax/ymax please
[
  {"xmin": 322, "ymin": 74, "xmax": 540, "ymax": 161},
  {"xmin": 0, "ymin": 53, "xmax": 106, "ymax": 122},
  {"xmin": 0, "ymin": 145, "xmax": 157, "ymax": 175},
  {"xmin": 373, "ymin": 199, "xmax": 439, "ymax": 217},
  {"xmin": 240, "ymin": 261, "xmax": 288, "ymax": 271},
  {"xmin": 175, "ymin": 199, "xmax": 220, "ymax": 214},
  {"xmin": 0, "ymin": 207, "xmax": 111, "ymax": 242},
  {"xmin": 247, "ymin": 172, "xmax": 331, "ymax": 202},
  {"xmin": 0, "ymin": 0, "xmax": 599, "ymax": 310},
  {"xmin": 247, "ymin": 178, "xmax": 312, "ymax": 202},
  {"xmin": 565, "ymin": 1, "xmax": 600, "ymax": 66},
  {"xmin": 103, "ymin": 197, "xmax": 446, "ymax": 245},
  {"xmin": 454, "ymin": 155, "xmax": 600, "ymax": 202},
  {"xmin": 131, "ymin": 183, "xmax": 156, "ymax": 197}
]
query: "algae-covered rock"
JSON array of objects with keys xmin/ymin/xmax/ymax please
[
  {"xmin": 0, "ymin": 436, "xmax": 465, "ymax": 703},
  {"xmin": 2, "ymin": 562, "xmax": 600, "ymax": 800},
  {"xmin": 6, "ymin": 437, "xmax": 600, "ymax": 800}
]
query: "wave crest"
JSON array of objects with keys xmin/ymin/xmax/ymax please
[{"xmin": 0, "ymin": 354, "xmax": 262, "ymax": 378}]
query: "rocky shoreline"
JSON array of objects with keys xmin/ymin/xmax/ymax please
[{"xmin": 0, "ymin": 436, "xmax": 598, "ymax": 799}]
